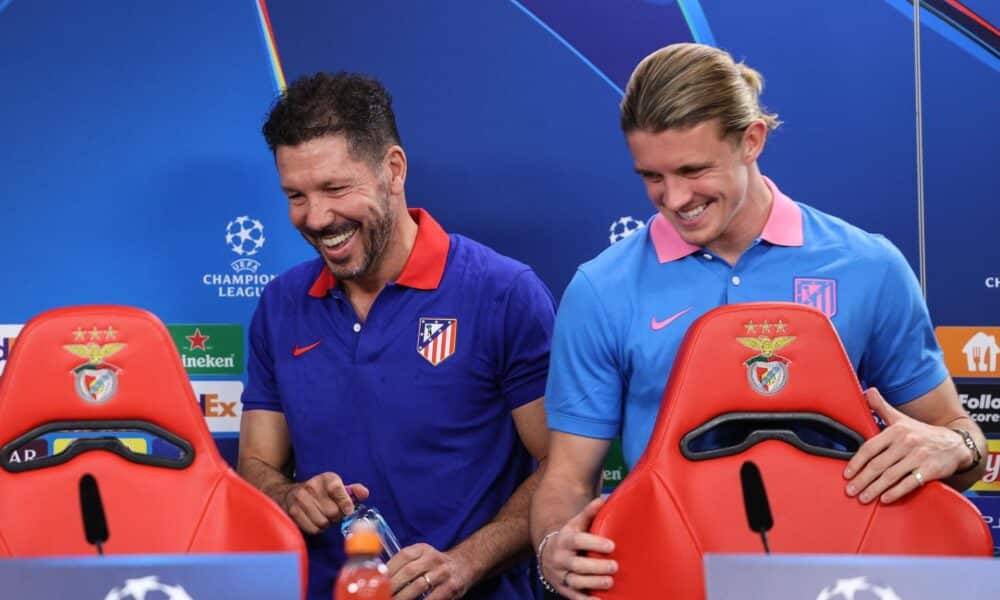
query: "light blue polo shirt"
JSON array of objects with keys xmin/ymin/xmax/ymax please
[{"xmin": 545, "ymin": 177, "xmax": 948, "ymax": 469}]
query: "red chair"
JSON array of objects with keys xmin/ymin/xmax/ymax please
[
  {"xmin": 0, "ymin": 305, "xmax": 306, "ymax": 597},
  {"xmin": 589, "ymin": 302, "xmax": 991, "ymax": 599}
]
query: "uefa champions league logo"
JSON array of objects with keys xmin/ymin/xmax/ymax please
[
  {"xmin": 225, "ymin": 215, "xmax": 266, "ymax": 257},
  {"xmin": 608, "ymin": 216, "xmax": 644, "ymax": 245},
  {"xmin": 225, "ymin": 215, "xmax": 266, "ymax": 275},
  {"xmin": 104, "ymin": 575, "xmax": 193, "ymax": 600},
  {"xmin": 200, "ymin": 215, "xmax": 276, "ymax": 298},
  {"xmin": 816, "ymin": 576, "xmax": 901, "ymax": 600}
]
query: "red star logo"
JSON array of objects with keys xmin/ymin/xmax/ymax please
[{"xmin": 186, "ymin": 328, "xmax": 209, "ymax": 351}]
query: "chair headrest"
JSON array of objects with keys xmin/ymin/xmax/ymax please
[
  {"xmin": 646, "ymin": 302, "xmax": 879, "ymax": 463},
  {"xmin": 0, "ymin": 305, "xmax": 218, "ymax": 469}
]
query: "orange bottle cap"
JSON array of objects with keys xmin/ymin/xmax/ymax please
[{"xmin": 345, "ymin": 527, "xmax": 382, "ymax": 555}]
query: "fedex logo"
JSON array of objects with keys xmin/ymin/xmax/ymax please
[
  {"xmin": 190, "ymin": 380, "xmax": 243, "ymax": 433},
  {"xmin": 199, "ymin": 393, "xmax": 237, "ymax": 418}
]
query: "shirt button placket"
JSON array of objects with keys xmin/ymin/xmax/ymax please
[{"xmin": 726, "ymin": 272, "xmax": 743, "ymax": 304}]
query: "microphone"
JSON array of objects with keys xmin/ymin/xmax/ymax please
[
  {"xmin": 79, "ymin": 473, "xmax": 109, "ymax": 555},
  {"xmin": 740, "ymin": 461, "xmax": 773, "ymax": 554}
]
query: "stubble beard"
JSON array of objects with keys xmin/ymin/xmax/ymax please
[{"xmin": 321, "ymin": 190, "xmax": 394, "ymax": 282}]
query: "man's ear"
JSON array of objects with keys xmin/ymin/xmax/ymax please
[
  {"xmin": 741, "ymin": 120, "xmax": 768, "ymax": 164},
  {"xmin": 384, "ymin": 145, "xmax": 407, "ymax": 196}
]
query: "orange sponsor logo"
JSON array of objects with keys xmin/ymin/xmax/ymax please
[
  {"xmin": 935, "ymin": 326, "xmax": 1000, "ymax": 378},
  {"xmin": 972, "ymin": 440, "xmax": 1000, "ymax": 493}
]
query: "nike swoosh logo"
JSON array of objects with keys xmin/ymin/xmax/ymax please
[
  {"xmin": 650, "ymin": 307, "xmax": 693, "ymax": 331},
  {"xmin": 292, "ymin": 341, "xmax": 322, "ymax": 357}
]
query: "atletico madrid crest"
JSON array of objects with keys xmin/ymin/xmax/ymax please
[
  {"xmin": 794, "ymin": 277, "xmax": 837, "ymax": 318},
  {"xmin": 417, "ymin": 317, "xmax": 458, "ymax": 366}
]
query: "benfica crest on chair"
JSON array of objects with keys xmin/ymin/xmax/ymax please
[
  {"xmin": 63, "ymin": 325, "xmax": 126, "ymax": 404},
  {"xmin": 416, "ymin": 317, "xmax": 458, "ymax": 366},
  {"xmin": 737, "ymin": 320, "xmax": 795, "ymax": 395}
]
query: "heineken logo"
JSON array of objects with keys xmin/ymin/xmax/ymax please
[
  {"xmin": 167, "ymin": 325, "xmax": 243, "ymax": 375},
  {"xmin": 737, "ymin": 320, "xmax": 795, "ymax": 396}
]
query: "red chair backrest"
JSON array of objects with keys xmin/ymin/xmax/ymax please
[
  {"xmin": 590, "ymin": 303, "xmax": 991, "ymax": 600},
  {"xmin": 0, "ymin": 305, "xmax": 306, "ymax": 597}
]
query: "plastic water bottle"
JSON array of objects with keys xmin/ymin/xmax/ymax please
[
  {"xmin": 340, "ymin": 505, "xmax": 428, "ymax": 599},
  {"xmin": 334, "ymin": 522, "xmax": 391, "ymax": 600},
  {"xmin": 340, "ymin": 503, "xmax": 402, "ymax": 563}
]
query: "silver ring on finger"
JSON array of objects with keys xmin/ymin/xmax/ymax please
[
  {"xmin": 562, "ymin": 570, "xmax": 571, "ymax": 588},
  {"xmin": 912, "ymin": 469, "xmax": 925, "ymax": 486},
  {"xmin": 423, "ymin": 573, "xmax": 434, "ymax": 589}
]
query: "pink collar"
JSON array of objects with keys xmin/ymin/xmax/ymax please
[{"xmin": 649, "ymin": 176, "xmax": 803, "ymax": 263}]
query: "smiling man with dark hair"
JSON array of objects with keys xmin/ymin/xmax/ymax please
[{"xmin": 240, "ymin": 72, "xmax": 555, "ymax": 600}]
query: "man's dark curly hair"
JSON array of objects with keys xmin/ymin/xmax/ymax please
[{"xmin": 262, "ymin": 72, "xmax": 401, "ymax": 165}]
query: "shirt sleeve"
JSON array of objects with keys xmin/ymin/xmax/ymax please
[
  {"xmin": 498, "ymin": 269, "xmax": 556, "ymax": 410},
  {"xmin": 859, "ymin": 237, "xmax": 949, "ymax": 406},
  {"xmin": 544, "ymin": 269, "xmax": 622, "ymax": 439},
  {"xmin": 241, "ymin": 284, "xmax": 284, "ymax": 412}
]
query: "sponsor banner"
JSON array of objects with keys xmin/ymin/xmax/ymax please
[
  {"xmin": 167, "ymin": 325, "xmax": 243, "ymax": 375},
  {"xmin": 0, "ymin": 324, "xmax": 23, "ymax": 375},
  {"xmin": 968, "ymin": 494, "xmax": 1000, "ymax": 555},
  {"xmin": 971, "ymin": 439, "xmax": 1000, "ymax": 493},
  {"xmin": 191, "ymin": 380, "xmax": 244, "ymax": 433},
  {"xmin": 601, "ymin": 438, "xmax": 630, "ymax": 493},
  {"xmin": 957, "ymin": 383, "xmax": 1000, "ymax": 434},
  {"xmin": 935, "ymin": 326, "xmax": 1000, "ymax": 378}
]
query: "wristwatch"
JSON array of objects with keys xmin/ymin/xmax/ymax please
[{"xmin": 951, "ymin": 429, "xmax": 982, "ymax": 474}]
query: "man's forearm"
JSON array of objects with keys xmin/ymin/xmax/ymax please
[
  {"xmin": 239, "ymin": 456, "xmax": 295, "ymax": 508},
  {"xmin": 530, "ymin": 470, "xmax": 598, "ymax": 548},
  {"xmin": 446, "ymin": 463, "xmax": 546, "ymax": 584}
]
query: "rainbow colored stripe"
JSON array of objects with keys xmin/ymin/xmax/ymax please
[{"xmin": 256, "ymin": 0, "xmax": 286, "ymax": 92}]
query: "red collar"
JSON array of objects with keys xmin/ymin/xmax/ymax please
[{"xmin": 308, "ymin": 208, "xmax": 450, "ymax": 297}]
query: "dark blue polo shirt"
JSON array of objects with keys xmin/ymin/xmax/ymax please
[{"xmin": 243, "ymin": 209, "xmax": 554, "ymax": 600}]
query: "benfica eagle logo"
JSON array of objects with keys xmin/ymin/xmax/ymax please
[
  {"xmin": 64, "ymin": 327, "xmax": 126, "ymax": 404},
  {"xmin": 737, "ymin": 320, "xmax": 795, "ymax": 395}
]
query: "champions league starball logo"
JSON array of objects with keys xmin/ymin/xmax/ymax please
[
  {"xmin": 608, "ymin": 216, "xmax": 644, "ymax": 245},
  {"xmin": 201, "ymin": 215, "xmax": 276, "ymax": 299},
  {"xmin": 104, "ymin": 575, "xmax": 193, "ymax": 600},
  {"xmin": 815, "ymin": 576, "xmax": 901, "ymax": 600},
  {"xmin": 225, "ymin": 215, "xmax": 265, "ymax": 259}
]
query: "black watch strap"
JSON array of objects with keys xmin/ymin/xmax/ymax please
[{"xmin": 951, "ymin": 429, "xmax": 982, "ymax": 474}]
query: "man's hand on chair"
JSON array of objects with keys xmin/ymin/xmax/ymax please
[
  {"xmin": 843, "ymin": 388, "xmax": 971, "ymax": 504},
  {"xmin": 278, "ymin": 472, "xmax": 369, "ymax": 534},
  {"xmin": 539, "ymin": 497, "xmax": 618, "ymax": 600}
]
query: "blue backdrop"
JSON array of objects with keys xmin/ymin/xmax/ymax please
[{"xmin": 1, "ymin": 0, "xmax": 998, "ymax": 550}]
